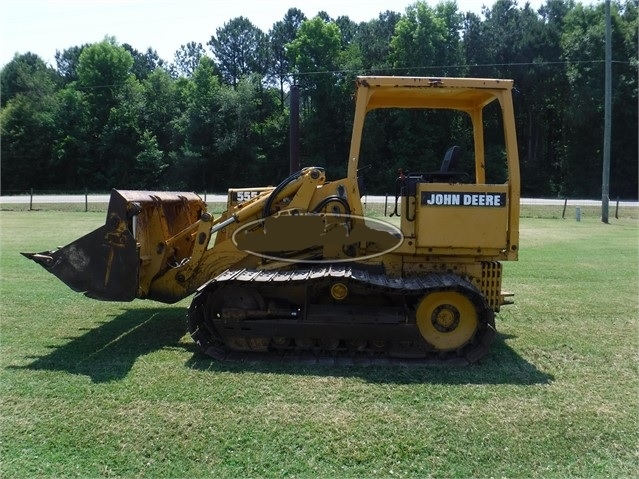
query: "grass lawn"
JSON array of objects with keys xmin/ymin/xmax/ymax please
[{"xmin": 1, "ymin": 209, "xmax": 637, "ymax": 478}]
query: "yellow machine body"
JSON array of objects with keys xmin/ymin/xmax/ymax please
[{"xmin": 25, "ymin": 76, "xmax": 520, "ymax": 362}]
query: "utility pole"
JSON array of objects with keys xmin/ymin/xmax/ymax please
[
  {"xmin": 289, "ymin": 84, "xmax": 300, "ymax": 175},
  {"xmin": 602, "ymin": 0, "xmax": 612, "ymax": 223}
]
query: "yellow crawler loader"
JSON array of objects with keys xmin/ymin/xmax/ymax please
[{"xmin": 24, "ymin": 76, "xmax": 520, "ymax": 362}]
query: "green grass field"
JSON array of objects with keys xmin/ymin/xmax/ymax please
[{"xmin": 1, "ymin": 210, "xmax": 637, "ymax": 478}]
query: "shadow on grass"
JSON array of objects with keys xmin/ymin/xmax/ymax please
[
  {"xmin": 19, "ymin": 307, "xmax": 188, "ymax": 383},
  {"xmin": 186, "ymin": 333, "xmax": 554, "ymax": 386},
  {"xmin": 18, "ymin": 307, "xmax": 553, "ymax": 386}
]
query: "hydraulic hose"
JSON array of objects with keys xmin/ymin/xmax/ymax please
[{"xmin": 262, "ymin": 169, "xmax": 305, "ymax": 219}]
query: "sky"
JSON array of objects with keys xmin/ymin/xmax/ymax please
[{"xmin": 1, "ymin": 0, "xmax": 599, "ymax": 69}]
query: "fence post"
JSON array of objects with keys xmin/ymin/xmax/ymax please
[
  {"xmin": 85, "ymin": 187, "xmax": 88, "ymax": 212},
  {"xmin": 384, "ymin": 194, "xmax": 388, "ymax": 217},
  {"xmin": 615, "ymin": 196, "xmax": 619, "ymax": 219},
  {"xmin": 29, "ymin": 188, "xmax": 33, "ymax": 211},
  {"xmin": 562, "ymin": 198, "xmax": 568, "ymax": 219}
]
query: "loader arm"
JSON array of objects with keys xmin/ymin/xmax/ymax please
[
  {"xmin": 146, "ymin": 166, "xmax": 367, "ymax": 303},
  {"xmin": 23, "ymin": 167, "xmax": 365, "ymax": 304}
]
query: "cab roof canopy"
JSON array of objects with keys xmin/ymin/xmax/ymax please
[{"xmin": 356, "ymin": 76, "xmax": 513, "ymax": 112}]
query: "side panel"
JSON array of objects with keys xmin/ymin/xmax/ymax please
[{"xmin": 416, "ymin": 183, "xmax": 509, "ymax": 250}]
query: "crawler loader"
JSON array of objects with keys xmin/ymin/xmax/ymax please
[{"xmin": 24, "ymin": 76, "xmax": 520, "ymax": 363}]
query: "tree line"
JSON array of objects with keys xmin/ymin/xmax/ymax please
[{"xmin": 1, "ymin": 0, "xmax": 637, "ymax": 198}]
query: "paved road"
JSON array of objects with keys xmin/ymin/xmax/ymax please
[{"xmin": 1, "ymin": 193, "xmax": 637, "ymax": 207}]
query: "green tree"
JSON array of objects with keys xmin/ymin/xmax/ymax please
[
  {"xmin": 611, "ymin": 0, "xmax": 639, "ymax": 198},
  {"xmin": 140, "ymin": 68, "xmax": 180, "ymax": 158},
  {"xmin": 55, "ymin": 45, "xmax": 89, "ymax": 84},
  {"xmin": 561, "ymin": 0, "xmax": 637, "ymax": 198},
  {"xmin": 335, "ymin": 16, "xmax": 363, "ymax": 75},
  {"xmin": 208, "ymin": 17, "xmax": 269, "ymax": 88},
  {"xmin": 62, "ymin": 38, "xmax": 137, "ymax": 189},
  {"xmin": 461, "ymin": 11, "xmax": 485, "ymax": 74},
  {"xmin": 0, "ymin": 93, "xmax": 57, "ymax": 191},
  {"xmin": 287, "ymin": 16, "xmax": 346, "ymax": 172},
  {"xmin": 172, "ymin": 42, "xmax": 207, "ymax": 78},
  {"xmin": 355, "ymin": 11, "xmax": 402, "ymax": 74},
  {"xmin": 479, "ymin": 0, "xmax": 526, "ymax": 79},
  {"xmin": 390, "ymin": 1, "xmax": 463, "ymax": 75},
  {"xmin": 0, "ymin": 53, "xmax": 59, "ymax": 191},
  {"xmin": 381, "ymin": 1, "xmax": 468, "ymax": 184},
  {"xmin": 76, "ymin": 38, "xmax": 134, "ymax": 128},
  {"xmin": 97, "ymin": 76, "xmax": 145, "ymax": 188},
  {"xmin": 216, "ymin": 75, "xmax": 274, "ymax": 186},
  {"xmin": 170, "ymin": 57, "xmax": 222, "ymax": 189},
  {"xmin": 50, "ymin": 87, "xmax": 92, "ymax": 189},
  {"xmin": 335, "ymin": 15, "xmax": 358, "ymax": 46},
  {"xmin": 268, "ymin": 8, "xmax": 306, "ymax": 108},
  {"xmin": 462, "ymin": 1, "xmax": 571, "ymax": 195},
  {"xmin": 134, "ymin": 130, "xmax": 168, "ymax": 188},
  {"xmin": 434, "ymin": 0, "xmax": 466, "ymax": 75},
  {"xmin": 513, "ymin": 0, "xmax": 573, "ymax": 196},
  {"xmin": 123, "ymin": 45, "xmax": 167, "ymax": 80},
  {"xmin": 1, "ymin": 2, "xmax": 635, "ymax": 198},
  {"xmin": 287, "ymin": 16, "xmax": 342, "ymax": 91},
  {"xmin": 1, "ymin": 52, "xmax": 59, "ymax": 107}
]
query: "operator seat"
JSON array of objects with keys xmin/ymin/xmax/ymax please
[
  {"xmin": 423, "ymin": 145, "xmax": 464, "ymax": 182},
  {"xmin": 439, "ymin": 145, "xmax": 461, "ymax": 174}
]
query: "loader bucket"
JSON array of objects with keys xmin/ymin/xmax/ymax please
[{"xmin": 22, "ymin": 189, "xmax": 206, "ymax": 302}]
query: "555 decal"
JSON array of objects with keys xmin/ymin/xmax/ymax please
[{"xmin": 231, "ymin": 190, "xmax": 262, "ymax": 203}]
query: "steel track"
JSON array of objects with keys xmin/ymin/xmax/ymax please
[{"xmin": 188, "ymin": 265, "xmax": 496, "ymax": 364}]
